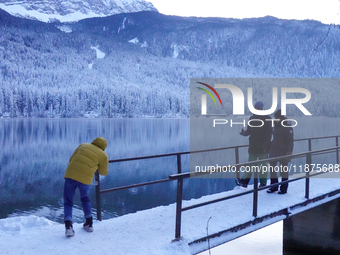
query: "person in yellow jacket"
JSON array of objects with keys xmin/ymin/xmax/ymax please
[{"xmin": 63, "ymin": 137, "xmax": 109, "ymax": 237}]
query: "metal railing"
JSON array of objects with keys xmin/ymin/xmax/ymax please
[{"xmin": 95, "ymin": 135, "xmax": 340, "ymax": 240}]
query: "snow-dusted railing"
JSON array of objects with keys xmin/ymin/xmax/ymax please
[
  {"xmin": 95, "ymin": 135, "xmax": 340, "ymax": 239},
  {"xmin": 170, "ymin": 144, "xmax": 340, "ymax": 239},
  {"xmin": 94, "ymin": 145, "xmax": 247, "ymax": 221}
]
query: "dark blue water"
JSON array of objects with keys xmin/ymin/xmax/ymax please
[
  {"xmin": 1, "ymin": 117, "xmax": 339, "ymax": 255},
  {"xmin": 0, "ymin": 117, "xmax": 339, "ymax": 226},
  {"xmin": 0, "ymin": 118, "xmax": 236, "ymax": 223}
]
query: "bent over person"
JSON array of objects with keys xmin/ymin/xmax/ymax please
[{"xmin": 63, "ymin": 137, "xmax": 109, "ymax": 237}]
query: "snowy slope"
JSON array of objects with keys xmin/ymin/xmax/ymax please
[{"xmin": 0, "ymin": 0, "xmax": 158, "ymax": 22}]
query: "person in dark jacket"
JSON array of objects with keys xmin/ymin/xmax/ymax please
[
  {"xmin": 267, "ymin": 109, "xmax": 294, "ymax": 194},
  {"xmin": 236, "ymin": 101, "xmax": 272, "ymax": 188}
]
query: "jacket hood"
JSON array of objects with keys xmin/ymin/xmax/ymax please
[{"xmin": 91, "ymin": 137, "xmax": 107, "ymax": 151}]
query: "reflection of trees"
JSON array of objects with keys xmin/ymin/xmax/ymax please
[
  {"xmin": 0, "ymin": 119, "xmax": 190, "ymax": 204},
  {"xmin": 1, "ymin": 117, "xmax": 339, "ymax": 222}
]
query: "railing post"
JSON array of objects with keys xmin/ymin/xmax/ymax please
[
  {"xmin": 336, "ymin": 136, "xmax": 339, "ymax": 165},
  {"xmin": 253, "ymin": 168, "xmax": 258, "ymax": 218},
  {"xmin": 304, "ymin": 139, "xmax": 312, "ymax": 199},
  {"xmin": 175, "ymin": 154, "xmax": 183, "ymax": 239},
  {"xmin": 95, "ymin": 170, "xmax": 102, "ymax": 221},
  {"xmin": 235, "ymin": 147, "xmax": 240, "ymax": 179},
  {"xmin": 305, "ymin": 152, "xmax": 311, "ymax": 199}
]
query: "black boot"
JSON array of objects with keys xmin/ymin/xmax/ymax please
[
  {"xmin": 235, "ymin": 178, "xmax": 247, "ymax": 188},
  {"xmin": 83, "ymin": 217, "xmax": 93, "ymax": 232},
  {"xmin": 65, "ymin": 220, "xmax": 75, "ymax": 237},
  {"xmin": 267, "ymin": 187, "xmax": 278, "ymax": 193}
]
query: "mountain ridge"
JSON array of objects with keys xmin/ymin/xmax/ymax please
[
  {"xmin": 0, "ymin": 0, "xmax": 158, "ymax": 22},
  {"xmin": 0, "ymin": 9, "xmax": 339, "ymax": 118}
]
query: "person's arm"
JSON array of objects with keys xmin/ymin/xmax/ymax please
[
  {"xmin": 240, "ymin": 128, "xmax": 249, "ymax": 136},
  {"xmin": 286, "ymin": 128, "xmax": 294, "ymax": 154},
  {"xmin": 264, "ymin": 116, "xmax": 273, "ymax": 152},
  {"xmin": 240, "ymin": 117, "xmax": 251, "ymax": 136},
  {"xmin": 98, "ymin": 153, "xmax": 109, "ymax": 176}
]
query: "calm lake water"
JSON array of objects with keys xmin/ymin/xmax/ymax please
[
  {"xmin": 0, "ymin": 118, "xmax": 239, "ymax": 223},
  {"xmin": 0, "ymin": 117, "xmax": 339, "ymax": 254}
]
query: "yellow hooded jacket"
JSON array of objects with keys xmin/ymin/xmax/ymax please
[{"xmin": 64, "ymin": 137, "xmax": 109, "ymax": 185}]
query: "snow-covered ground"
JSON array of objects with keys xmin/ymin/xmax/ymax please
[
  {"xmin": 1, "ymin": 175, "xmax": 340, "ymax": 255},
  {"xmin": 91, "ymin": 46, "xmax": 106, "ymax": 59}
]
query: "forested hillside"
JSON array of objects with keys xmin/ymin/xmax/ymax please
[{"xmin": 0, "ymin": 9, "xmax": 339, "ymax": 118}]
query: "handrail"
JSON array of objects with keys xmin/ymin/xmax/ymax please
[
  {"xmin": 100, "ymin": 178, "xmax": 171, "ymax": 194},
  {"xmin": 107, "ymin": 134, "xmax": 340, "ymax": 163},
  {"xmin": 170, "ymin": 145, "xmax": 340, "ymax": 239},
  {"xmin": 294, "ymin": 135, "xmax": 340, "ymax": 142},
  {"xmin": 180, "ymin": 152, "xmax": 338, "ymax": 212},
  {"xmin": 169, "ymin": 146, "xmax": 340, "ymax": 180},
  {"xmin": 108, "ymin": 151, "xmax": 190, "ymax": 163},
  {"xmin": 95, "ymin": 134, "xmax": 340, "ymax": 240}
]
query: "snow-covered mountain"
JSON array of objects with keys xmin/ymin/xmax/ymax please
[
  {"xmin": 1, "ymin": 8, "xmax": 340, "ymax": 118},
  {"xmin": 0, "ymin": 0, "xmax": 158, "ymax": 22}
]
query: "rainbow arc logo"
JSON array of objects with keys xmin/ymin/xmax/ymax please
[{"xmin": 196, "ymin": 82, "xmax": 222, "ymax": 106}]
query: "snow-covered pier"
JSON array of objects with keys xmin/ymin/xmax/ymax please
[
  {"xmin": 2, "ymin": 135, "xmax": 340, "ymax": 254},
  {"xmin": 1, "ymin": 176, "xmax": 340, "ymax": 255}
]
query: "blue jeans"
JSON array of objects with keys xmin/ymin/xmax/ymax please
[{"xmin": 64, "ymin": 178, "xmax": 92, "ymax": 222}]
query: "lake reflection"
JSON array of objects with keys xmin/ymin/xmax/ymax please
[
  {"xmin": 0, "ymin": 117, "xmax": 339, "ymax": 223},
  {"xmin": 0, "ymin": 118, "xmax": 235, "ymax": 223}
]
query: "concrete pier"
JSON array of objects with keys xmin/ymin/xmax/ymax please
[{"xmin": 283, "ymin": 198, "xmax": 340, "ymax": 255}]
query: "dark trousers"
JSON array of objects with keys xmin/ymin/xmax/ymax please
[
  {"xmin": 269, "ymin": 160, "xmax": 289, "ymax": 192},
  {"xmin": 241, "ymin": 153, "xmax": 268, "ymax": 186}
]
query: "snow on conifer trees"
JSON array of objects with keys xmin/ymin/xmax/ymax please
[{"xmin": 1, "ymin": 12, "xmax": 340, "ymax": 118}]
